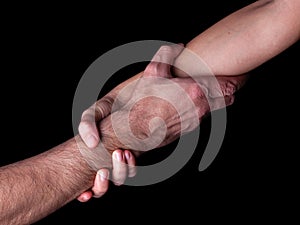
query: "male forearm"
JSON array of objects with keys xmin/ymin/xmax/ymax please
[
  {"xmin": 175, "ymin": 0, "xmax": 300, "ymax": 76},
  {"xmin": 0, "ymin": 136, "xmax": 108, "ymax": 225}
]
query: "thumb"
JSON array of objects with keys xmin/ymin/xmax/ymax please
[
  {"xmin": 78, "ymin": 117, "xmax": 100, "ymax": 149},
  {"xmin": 144, "ymin": 43, "xmax": 184, "ymax": 78},
  {"xmin": 78, "ymin": 98, "xmax": 115, "ymax": 148}
]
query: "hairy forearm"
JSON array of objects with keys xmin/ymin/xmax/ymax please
[
  {"xmin": 174, "ymin": 0, "xmax": 300, "ymax": 76},
  {"xmin": 0, "ymin": 136, "xmax": 107, "ymax": 225},
  {"xmin": 0, "ymin": 100, "xmax": 157, "ymax": 224}
]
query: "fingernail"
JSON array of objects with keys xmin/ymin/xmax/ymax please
[
  {"xmin": 114, "ymin": 152, "xmax": 123, "ymax": 162},
  {"xmin": 82, "ymin": 195, "xmax": 90, "ymax": 202},
  {"xmin": 86, "ymin": 135, "xmax": 98, "ymax": 148},
  {"xmin": 125, "ymin": 151, "xmax": 131, "ymax": 160},
  {"xmin": 98, "ymin": 170, "xmax": 108, "ymax": 181}
]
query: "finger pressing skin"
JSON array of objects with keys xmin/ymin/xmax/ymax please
[
  {"xmin": 77, "ymin": 191, "xmax": 93, "ymax": 202},
  {"xmin": 78, "ymin": 119, "xmax": 100, "ymax": 148},
  {"xmin": 124, "ymin": 150, "xmax": 137, "ymax": 178},
  {"xmin": 144, "ymin": 44, "xmax": 184, "ymax": 78},
  {"xmin": 209, "ymin": 95, "xmax": 235, "ymax": 112},
  {"xmin": 151, "ymin": 43, "xmax": 184, "ymax": 65},
  {"xmin": 213, "ymin": 74, "xmax": 249, "ymax": 97},
  {"xmin": 79, "ymin": 98, "xmax": 115, "ymax": 148},
  {"xmin": 112, "ymin": 150, "xmax": 127, "ymax": 186},
  {"xmin": 79, "ymin": 103, "xmax": 104, "ymax": 148},
  {"xmin": 92, "ymin": 169, "xmax": 110, "ymax": 198}
]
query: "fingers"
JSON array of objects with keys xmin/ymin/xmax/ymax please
[
  {"xmin": 79, "ymin": 97, "xmax": 115, "ymax": 148},
  {"xmin": 78, "ymin": 150, "xmax": 137, "ymax": 202},
  {"xmin": 209, "ymin": 95, "xmax": 235, "ymax": 112},
  {"xmin": 144, "ymin": 44, "xmax": 184, "ymax": 78},
  {"xmin": 77, "ymin": 191, "xmax": 93, "ymax": 202},
  {"xmin": 92, "ymin": 169, "xmax": 110, "ymax": 198},
  {"xmin": 111, "ymin": 149, "xmax": 137, "ymax": 185},
  {"xmin": 215, "ymin": 74, "xmax": 249, "ymax": 97},
  {"xmin": 111, "ymin": 150, "xmax": 128, "ymax": 186},
  {"xmin": 196, "ymin": 74, "xmax": 249, "ymax": 98},
  {"xmin": 124, "ymin": 150, "xmax": 137, "ymax": 177},
  {"xmin": 151, "ymin": 44, "xmax": 184, "ymax": 65},
  {"xmin": 78, "ymin": 119, "xmax": 100, "ymax": 149},
  {"xmin": 77, "ymin": 169, "xmax": 110, "ymax": 201},
  {"xmin": 78, "ymin": 105, "xmax": 101, "ymax": 148}
]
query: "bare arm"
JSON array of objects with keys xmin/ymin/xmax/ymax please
[
  {"xmin": 0, "ymin": 136, "xmax": 100, "ymax": 225},
  {"xmin": 175, "ymin": 0, "xmax": 300, "ymax": 76}
]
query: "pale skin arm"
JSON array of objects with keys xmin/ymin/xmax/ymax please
[{"xmin": 174, "ymin": 0, "xmax": 300, "ymax": 77}]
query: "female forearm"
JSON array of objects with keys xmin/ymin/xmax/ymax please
[{"xmin": 174, "ymin": 0, "xmax": 300, "ymax": 77}]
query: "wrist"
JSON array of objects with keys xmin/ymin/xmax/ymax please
[{"xmin": 75, "ymin": 135, "xmax": 112, "ymax": 171}]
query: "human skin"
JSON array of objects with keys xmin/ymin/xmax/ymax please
[
  {"xmin": 0, "ymin": 136, "xmax": 97, "ymax": 225},
  {"xmin": 77, "ymin": 149, "xmax": 136, "ymax": 202},
  {"xmin": 2, "ymin": 1, "xmax": 299, "ymax": 223},
  {"xmin": 0, "ymin": 45, "xmax": 239, "ymax": 224},
  {"xmin": 78, "ymin": 45, "xmax": 246, "ymax": 152},
  {"xmin": 79, "ymin": 0, "xmax": 300, "ymax": 200},
  {"xmin": 78, "ymin": 44, "xmax": 246, "ymax": 200},
  {"xmin": 174, "ymin": 0, "xmax": 300, "ymax": 77},
  {"xmin": 78, "ymin": 43, "xmax": 242, "ymax": 169}
]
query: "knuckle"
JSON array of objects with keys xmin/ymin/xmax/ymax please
[
  {"xmin": 226, "ymin": 95, "xmax": 235, "ymax": 106},
  {"xmin": 187, "ymin": 83, "xmax": 203, "ymax": 100},
  {"xmin": 113, "ymin": 180, "xmax": 124, "ymax": 186},
  {"xmin": 159, "ymin": 45, "xmax": 172, "ymax": 53},
  {"xmin": 221, "ymin": 80, "xmax": 237, "ymax": 96},
  {"xmin": 145, "ymin": 62, "xmax": 158, "ymax": 75},
  {"xmin": 81, "ymin": 108, "xmax": 91, "ymax": 119},
  {"xmin": 112, "ymin": 149, "xmax": 123, "ymax": 158}
]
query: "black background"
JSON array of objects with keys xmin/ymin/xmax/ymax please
[{"xmin": 1, "ymin": 1, "xmax": 299, "ymax": 224}]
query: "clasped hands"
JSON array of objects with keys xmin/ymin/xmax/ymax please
[{"xmin": 76, "ymin": 44, "xmax": 245, "ymax": 202}]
